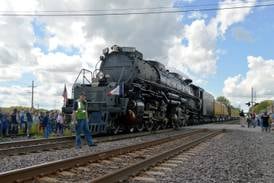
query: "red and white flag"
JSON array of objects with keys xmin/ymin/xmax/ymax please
[
  {"xmin": 107, "ymin": 82, "xmax": 124, "ymax": 96},
  {"xmin": 62, "ymin": 84, "xmax": 68, "ymax": 106}
]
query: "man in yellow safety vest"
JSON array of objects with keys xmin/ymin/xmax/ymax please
[{"xmin": 73, "ymin": 92, "xmax": 96, "ymax": 149}]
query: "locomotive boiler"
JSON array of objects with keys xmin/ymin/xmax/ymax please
[{"xmin": 63, "ymin": 45, "xmax": 227, "ymax": 134}]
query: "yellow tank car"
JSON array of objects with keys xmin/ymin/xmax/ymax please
[
  {"xmin": 214, "ymin": 101, "xmax": 229, "ymax": 121},
  {"xmin": 223, "ymin": 104, "xmax": 229, "ymax": 116},
  {"xmin": 230, "ymin": 108, "xmax": 240, "ymax": 119},
  {"xmin": 214, "ymin": 101, "xmax": 222, "ymax": 121}
]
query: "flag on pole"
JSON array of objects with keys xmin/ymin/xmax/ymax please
[
  {"xmin": 107, "ymin": 82, "xmax": 124, "ymax": 96},
  {"xmin": 62, "ymin": 84, "xmax": 68, "ymax": 106}
]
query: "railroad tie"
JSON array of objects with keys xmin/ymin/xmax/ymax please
[
  {"xmin": 145, "ymin": 170, "xmax": 166, "ymax": 176},
  {"xmin": 172, "ymin": 157, "xmax": 188, "ymax": 161},
  {"xmin": 132, "ymin": 176, "xmax": 157, "ymax": 183},
  {"xmin": 38, "ymin": 177, "xmax": 58, "ymax": 183},
  {"xmin": 101, "ymin": 160, "xmax": 112, "ymax": 164},
  {"xmin": 167, "ymin": 160, "xmax": 184, "ymax": 164},
  {"xmin": 152, "ymin": 167, "xmax": 172, "ymax": 172},
  {"xmin": 58, "ymin": 171, "xmax": 75, "ymax": 177},
  {"xmin": 76, "ymin": 166, "xmax": 90, "ymax": 172},
  {"xmin": 160, "ymin": 163, "xmax": 178, "ymax": 168}
]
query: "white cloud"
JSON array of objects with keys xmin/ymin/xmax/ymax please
[
  {"xmin": 167, "ymin": 19, "xmax": 217, "ymax": 76},
  {"xmin": 0, "ymin": 1, "xmax": 38, "ymax": 81},
  {"xmin": 167, "ymin": 0, "xmax": 256, "ymax": 78},
  {"xmin": 216, "ymin": 0, "xmax": 256, "ymax": 35},
  {"xmin": 47, "ymin": 21, "xmax": 86, "ymax": 51},
  {"xmin": 223, "ymin": 56, "xmax": 274, "ymax": 109}
]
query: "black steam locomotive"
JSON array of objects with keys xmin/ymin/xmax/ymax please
[{"xmin": 63, "ymin": 45, "xmax": 221, "ymax": 134}]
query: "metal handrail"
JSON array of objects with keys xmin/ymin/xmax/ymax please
[{"xmin": 73, "ymin": 68, "xmax": 93, "ymax": 85}]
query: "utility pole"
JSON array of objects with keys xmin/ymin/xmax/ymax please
[{"xmin": 29, "ymin": 80, "xmax": 37, "ymax": 111}]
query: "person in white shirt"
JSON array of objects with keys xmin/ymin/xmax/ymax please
[{"xmin": 56, "ymin": 112, "xmax": 64, "ymax": 136}]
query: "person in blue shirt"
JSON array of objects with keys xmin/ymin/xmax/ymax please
[
  {"xmin": 26, "ymin": 110, "xmax": 33, "ymax": 138},
  {"xmin": 10, "ymin": 108, "xmax": 18, "ymax": 138},
  {"xmin": 2, "ymin": 113, "xmax": 9, "ymax": 137},
  {"xmin": 42, "ymin": 112, "xmax": 50, "ymax": 138}
]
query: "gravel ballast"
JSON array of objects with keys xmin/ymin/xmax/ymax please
[
  {"xmin": 151, "ymin": 126, "xmax": 274, "ymax": 183},
  {"xmin": 0, "ymin": 129, "xmax": 192, "ymax": 173}
]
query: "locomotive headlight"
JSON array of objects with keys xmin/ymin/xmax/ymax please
[{"xmin": 97, "ymin": 71, "xmax": 104, "ymax": 79}]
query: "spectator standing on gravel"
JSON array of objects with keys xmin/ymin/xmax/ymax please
[
  {"xmin": 239, "ymin": 110, "xmax": 245, "ymax": 127},
  {"xmin": 56, "ymin": 112, "xmax": 64, "ymax": 136},
  {"xmin": 20, "ymin": 110, "xmax": 28, "ymax": 134},
  {"xmin": 49, "ymin": 112, "xmax": 54, "ymax": 134},
  {"xmin": 42, "ymin": 112, "xmax": 50, "ymax": 138},
  {"xmin": 251, "ymin": 112, "xmax": 256, "ymax": 128},
  {"xmin": 38, "ymin": 112, "xmax": 44, "ymax": 134},
  {"xmin": 247, "ymin": 114, "xmax": 252, "ymax": 128},
  {"xmin": 0, "ymin": 109, "xmax": 3, "ymax": 137},
  {"xmin": 2, "ymin": 113, "xmax": 10, "ymax": 137},
  {"xmin": 73, "ymin": 93, "xmax": 96, "ymax": 149},
  {"xmin": 26, "ymin": 110, "xmax": 33, "ymax": 138},
  {"xmin": 261, "ymin": 112, "xmax": 269, "ymax": 132},
  {"xmin": 32, "ymin": 112, "xmax": 39, "ymax": 134},
  {"xmin": 10, "ymin": 109, "xmax": 18, "ymax": 138},
  {"xmin": 2, "ymin": 113, "xmax": 9, "ymax": 136},
  {"xmin": 268, "ymin": 114, "xmax": 272, "ymax": 132}
]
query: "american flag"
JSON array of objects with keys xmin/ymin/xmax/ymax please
[{"xmin": 62, "ymin": 84, "xmax": 68, "ymax": 106}]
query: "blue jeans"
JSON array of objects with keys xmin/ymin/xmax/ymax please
[
  {"xmin": 27, "ymin": 121, "xmax": 32, "ymax": 136},
  {"xmin": 0, "ymin": 123, "xmax": 2, "ymax": 137},
  {"xmin": 75, "ymin": 119, "xmax": 93, "ymax": 148},
  {"xmin": 43, "ymin": 125, "xmax": 50, "ymax": 139}
]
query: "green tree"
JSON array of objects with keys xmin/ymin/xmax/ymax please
[
  {"xmin": 216, "ymin": 96, "xmax": 231, "ymax": 106},
  {"xmin": 251, "ymin": 100, "xmax": 273, "ymax": 113}
]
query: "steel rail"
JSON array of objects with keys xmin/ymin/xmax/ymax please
[
  {"xmin": 0, "ymin": 128, "xmax": 175, "ymax": 149},
  {"xmin": 0, "ymin": 129, "xmax": 206, "ymax": 183},
  {"xmin": 92, "ymin": 129, "xmax": 224, "ymax": 183},
  {"xmin": 0, "ymin": 136, "xmax": 73, "ymax": 149},
  {"xmin": 0, "ymin": 128, "xmax": 176, "ymax": 156}
]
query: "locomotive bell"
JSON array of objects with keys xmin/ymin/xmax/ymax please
[{"xmin": 102, "ymin": 47, "xmax": 109, "ymax": 55}]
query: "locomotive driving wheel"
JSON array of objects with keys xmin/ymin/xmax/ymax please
[
  {"xmin": 136, "ymin": 122, "xmax": 145, "ymax": 132},
  {"xmin": 145, "ymin": 119, "xmax": 154, "ymax": 131}
]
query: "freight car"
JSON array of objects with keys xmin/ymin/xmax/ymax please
[
  {"xmin": 63, "ymin": 45, "xmax": 237, "ymax": 134},
  {"xmin": 213, "ymin": 101, "xmax": 229, "ymax": 121}
]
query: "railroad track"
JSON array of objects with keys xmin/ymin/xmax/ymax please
[
  {"xmin": 0, "ymin": 128, "xmax": 176, "ymax": 156},
  {"xmin": 0, "ymin": 128, "xmax": 224, "ymax": 183},
  {"xmin": 212, "ymin": 119, "xmax": 240, "ymax": 125}
]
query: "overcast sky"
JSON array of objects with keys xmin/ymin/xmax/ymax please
[{"xmin": 0, "ymin": 0, "xmax": 273, "ymax": 110}]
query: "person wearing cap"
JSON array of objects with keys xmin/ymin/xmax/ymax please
[{"xmin": 73, "ymin": 92, "xmax": 96, "ymax": 149}]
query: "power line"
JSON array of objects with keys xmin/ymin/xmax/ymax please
[
  {"xmin": 0, "ymin": 0, "xmax": 271, "ymax": 13},
  {"xmin": 0, "ymin": 3, "xmax": 273, "ymax": 17}
]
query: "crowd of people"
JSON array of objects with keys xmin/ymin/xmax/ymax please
[
  {"xmin": 239, "ymin": 110, "xmax": 274, "ymax": 132},
  {"xmin": 0, "ymin": 92, "xmax": 96, "ymax": 149},
  {"xmin": 0, "ymin": 108, "xmax": 65, "ymax": 138}
]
